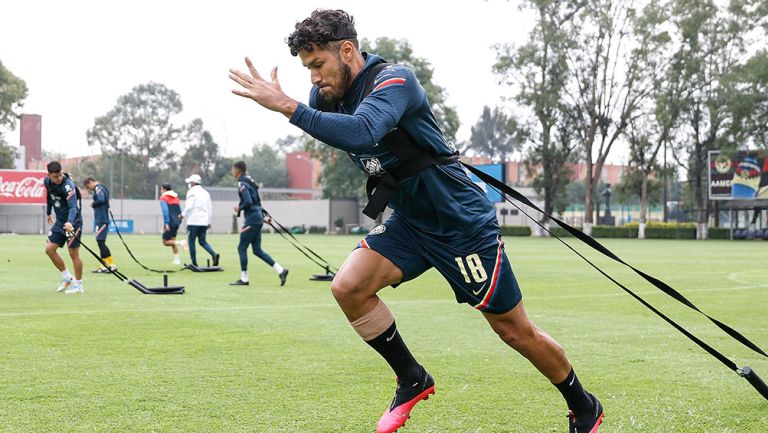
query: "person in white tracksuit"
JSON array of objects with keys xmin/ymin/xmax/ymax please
[{"xmin": 181, "ymin": 174, "xmax": 220, "ymax": 267}]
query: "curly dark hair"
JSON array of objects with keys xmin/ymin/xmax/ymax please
[{"xmin": 286, "ymin": 9, "xmax": 359, "ymax": 57}]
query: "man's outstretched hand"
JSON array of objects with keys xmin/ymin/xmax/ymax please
[{"xmin": 230, "ymin": 57, "xmax": 298, "ymax": 118}]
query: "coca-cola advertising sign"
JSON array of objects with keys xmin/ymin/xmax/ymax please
[{"xmin": 0, "ymin": 170, "xmax": 47, "ymax": 204}]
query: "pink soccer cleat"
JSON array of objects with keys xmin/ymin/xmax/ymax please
[{"xmin": 377, "ymin": 367, "xmax": 435, "ymax": 433}]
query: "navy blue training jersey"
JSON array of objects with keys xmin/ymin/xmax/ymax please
[
  {"xmin": 290, "ymin": 53, "xmax": 496, "ymax": 241},
  {"xmin": 91, "ymin": 183, "xmax": 110, "ymax": 224},
  {"xmin": 237, "ymin": 174, "xmax": 263, "ymax": 222},
  {"xmin": 45, "ymin": 176, "xmax": 82, "ymax": 230}
]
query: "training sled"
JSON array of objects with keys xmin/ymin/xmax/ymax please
[
  {"xmin": 71, "ymin": 231, "xmax": 185, "ymax": 295},
  {"xmin": 185, "ymin": 262, "xmax": 223, "ymax": 273},
  {"xmin": 310, "ymin": 265, "xmax": 335, "ymax": 282},
  {"xmin": 128, "ymin": 274, "xmax": 185, "ymax": 295},
  {"xmin": 739, "ymin": 366, "xmax": 768, "ymax": 400}
]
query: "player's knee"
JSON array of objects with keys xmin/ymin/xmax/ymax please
[{"xmin": 330, "ymin": 274, "xmax": 365, "ymax": 302}]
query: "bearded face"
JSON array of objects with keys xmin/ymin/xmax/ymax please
[{"xmin": 300, "ymin": 45, "xmax": 355, "ymax": 103}]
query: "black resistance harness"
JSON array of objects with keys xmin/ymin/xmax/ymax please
[{"xmin": 316, "ymin": 62, "xmax": 459, "ymax": 219}]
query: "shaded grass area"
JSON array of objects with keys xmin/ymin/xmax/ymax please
[{"xmin": 0, "ymin": 234, "xmax": 766, "ymax": 432}]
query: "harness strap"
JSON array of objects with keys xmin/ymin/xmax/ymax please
[{"xmin": 463, "ymin": 162, "xmax": 768, "ymax": 359}]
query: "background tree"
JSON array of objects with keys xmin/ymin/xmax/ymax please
[
  {"xmin": 620, "ymin": 0, "xmax": 678, "ymax": 234},
  {"xmin": 725, "ymin": 50, "xmax": 768, "ymax": 149},
  {"xmin": 565, "ymin": 0, "xmax": 658, "ymax": 233},
  {"xmin": 86, "ymin": 82, "xmax": 184, "ymax": 198},
  {"xmin": 466, "ymin": 105, "xmax": 524, "ymax": 162},
  {"xmin": 78, "ymin": 154, "xmax": 149, "ymax": 200},
  {"xmin": 669, "ymin": 0, "xmax": 765, "ymax": 237},
  {"xmin": 237, "ymin": 144, "xmax": 289, "ymax": 188},
  {"xmin": 0, "ymin": 141, "xmax": 16, "ymax": 168},
  {"xmin": 494, "ymin": 0, "xmax": 581, "ymax": 223},
  {"xmin": 180, "ymin": 118, "xmax": 230, "ymax": 186},
  {"xmin": 0, "ymin": 60, "xmax": 28, "ymax": 168},
  {"xmin": 615, "ymin": 165, "xmax": 663, "ymax": 212},
  {"xmin": 526, "ymin": 112, "xmax": 578, "ymax": 217}
]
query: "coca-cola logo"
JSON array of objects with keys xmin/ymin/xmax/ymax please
[{"xmin": 0, "ymin": 175, "xmax": 46, "ymax": 198}]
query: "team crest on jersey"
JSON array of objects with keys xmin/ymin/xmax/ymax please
[
  {"xmin": 361, "ymin": 157, "xmax": 385, "ymax": 176},
  {"xmin": 369, "ymin": 225, "xmax": 386, "ymax": 235}
]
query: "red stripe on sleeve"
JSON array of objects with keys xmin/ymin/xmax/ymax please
[{"xmin": 372, "ymin": 78, "xmax": 406, "ymax": 93}]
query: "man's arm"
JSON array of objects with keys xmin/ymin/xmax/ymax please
[
  {"xmin": 160, "ymin": 200, "xmax": 170, "ymax": 225},
  {"xmin": 181, "ymin": 191, "xmax": 195, "ymax": 219},
  {"xmin": 238, "ymin": 182, "xmax": 253, "ymax": 211},
  {"xmin": 65, "ymin": 179, "xmax": 78, "ymax": 224},
  {"xmin": 231, "ymin": 58, "xmax": 419, "ymax": 153},
  {"xmin": 233, "ymin": 58, "xmax": 424, "ymax": 159},
  {"xmin": 291, "ymin": 67, "xmax": 418, "ymax": 152},
  {"xmin": 46, "ymin": 189, "xmax": 52, "ymax": 217},
  {"xmin": 93, "ymin": 186, "xmax": 107, "ymax": 206},
  {"xmin": 206, "ymin": 194, "xmax": 213, "ymax": 226}
]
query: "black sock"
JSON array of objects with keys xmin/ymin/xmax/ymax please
[
  {"xmin": 554, "ymin": 368, "xmax": 593, "ymax": 414},
  {"xmin": 366, "ymin": 322, "xmax": 422, "ymax": 380}
]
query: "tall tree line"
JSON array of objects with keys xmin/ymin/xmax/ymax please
[
  {"xmin": 483, "ymin": 0, "xmax": 767, "ymax": 235},
  {"xmin": 0, "ymin": 60, "xmax": 28, "ymax": 168},
  {"xmin": 84, "ymin": 82, "xmax": 288, "ymax": 199}
]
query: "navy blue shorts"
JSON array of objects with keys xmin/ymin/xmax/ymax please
[
  {"xmin": 48, "ymin": 224, "xmax": 83, "ymax": 249},
  {"xmin": 162, "ymin": 224, "xmax": 180, "ymax": 241},
  {"xmin": 357, "ymin": 214, "xmax": 522, "ymax": 314},
  {"xmin": 94, "ymin": 222, "xmax": 109, "ymax": 241}
]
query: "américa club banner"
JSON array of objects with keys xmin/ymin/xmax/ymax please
[{"xmin": 708, "ymin": 150, "xmax": 768, "ymax": 200}]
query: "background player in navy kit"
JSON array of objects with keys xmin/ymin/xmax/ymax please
[
  {"xmin": 83, "ymin": 177, "xmax": 117, "ymax": 273},
  {"xmin": 229, "ymin": 9, "xmax": 603, "ymax": 433},
  {"xmin": 44, "ymin": 161, "xmax": 85, "ymax": 294},
  {"xmin": 229, "ymin": 161, "xmax": 289, "ymax": 286},
  {"xmin": 229, "ymin": 161, "xmax": 288, "ymax": 286}
]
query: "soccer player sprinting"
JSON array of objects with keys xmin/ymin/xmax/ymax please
[
  {"xmin": 181, "ymin": 174, "xmax": 220, "ymax": 267},
  {"xmin": 44, "ymin": 161, "xmax": 85, "ymax": 294},
  {"xmin": 159, "ymin": 183, "xmax": 187, "ymax": 265},
  {"xmin": 229, "ymin": 160, "xmax": 288, "ymax": 286},
  {"xmin": 83, "ymin": 176, "xmax": 117, "ymax": 273},
  {"xmin": 229, "ymin": 9, "xmax": 604, "ymax": 433}
]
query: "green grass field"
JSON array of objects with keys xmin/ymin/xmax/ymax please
[{"xmin": 1, "ymin": 234, "xmax": 766, "ymax": 432}]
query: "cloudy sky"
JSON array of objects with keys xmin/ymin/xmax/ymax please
[{"xmin": 2, "ymin": 0, "xmax": 535, "ymax": 158}]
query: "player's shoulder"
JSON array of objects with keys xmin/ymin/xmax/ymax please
[
  {"xmin": 369, "ymin": 63, "xmax": 416, "ymax": 94},
  {"xmin": 63, "ymin": 177, "xmax": 76, "ymax": 193}
]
